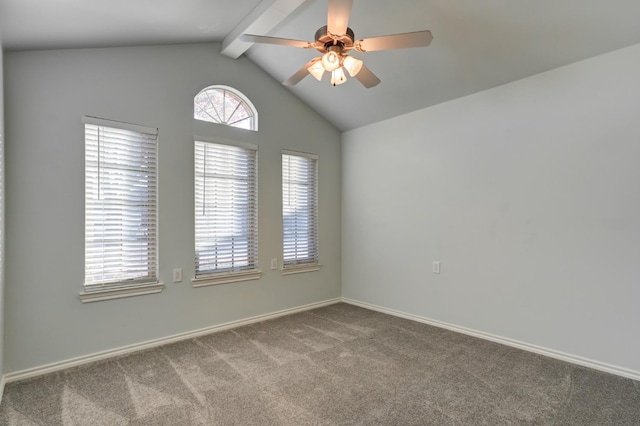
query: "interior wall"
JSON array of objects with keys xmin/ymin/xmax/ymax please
[
  {"xmin": 4, "ymin": 43, "xmax": 342, "ymax": 373},
  {"xmin": 342, "ymin": 43, "xmax": 640, "ymax": 374},
  {"xmin": 0, "ymin": 29, "xmax": 5, "ymax": 378}
]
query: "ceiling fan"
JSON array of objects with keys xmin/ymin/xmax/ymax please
[{"xmin": 240, "ymin": 0, "xmax": 433, "ymax": 88}]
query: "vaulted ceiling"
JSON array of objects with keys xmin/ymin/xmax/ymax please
[{"xmin": 2, "ymin": 0, "xmax": 640, "ymax": 131}]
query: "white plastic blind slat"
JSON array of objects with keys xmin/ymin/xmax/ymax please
[
  {"xmin": 194, "ymin": 141, "xmax": 258, "ymax": 275},
  {"xmin": 282, "ymin": 153, "xmax": 318, "ymax": 267},
  {"xmin": 84, "ymin": 121, "xmax": 158, "ymax": 290}
]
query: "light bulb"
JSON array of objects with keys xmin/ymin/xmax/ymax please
[
  {"xmin": 342, "ymin": 55, "xmax": 363, "ymax": 77},
  {"xmin": 321, "ymin": 51, "xmax": 340, "ymax": 72},
  {"xmin": 330, "ymin": 67, "xmax": 347, "ymax": 86},
  {"xmin": 307, "ymin": 60, "xmax": 325, "ymax": 81}
]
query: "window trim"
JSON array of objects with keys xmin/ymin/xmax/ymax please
[
  {"xmin": 192, "ymin": 270, "xmax": 262, "ymax": 288},
  {"xmin": 281, "ymin": 149, "xmax": 320, "ymax": 273},
  {"xmin": 81, "ymin": 116, "xmax": 163, "ymax": 302},
  {"xmin": 80, "ymin": 282, "xmax": 165, "ymax": 303},
  {"xmin": 282, "ymin": 149, "xmax": 318, "ymax": 160},
  {"xmin": 281, "ymin": 264, "xmax": 321, "ymax": 275},
  {"xmin": 82, "ymin": 115, "xmax": 157, "ymax": 136},
  {"xmin": 192, "ymin": 136, "xmax": 261, "ymax": 287},
  {"xmin": 194, "ymin": 135, "xmax": 258, "ymax": 151}
]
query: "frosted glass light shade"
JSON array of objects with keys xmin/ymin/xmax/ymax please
[
  {"xmin": 342, "ymin": 56, "xmax": 363, "ymax": 77},
  {"xmin": 307, "ymin": 61, "xmax": 325, "ymax": 81},
  {"xmin": 321, "ymin": 51, "xmax": 341, "ymax": 72},
  {"xmin": 331, "ymin": 67, "xmax": 347, "ymax": 86}
]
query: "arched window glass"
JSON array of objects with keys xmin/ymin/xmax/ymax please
[{"xmin": 194, "ymin": 85, "xmax": 258, "ymax": 131}]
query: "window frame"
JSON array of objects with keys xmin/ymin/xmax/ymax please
[
  {"xmin": 281, "ymin": 150, "xmax": 320, "ymax": 275},
  {"xmin": 193, "ymin": 85, "xmax": 258, "ymax": 132},
  {"xmin": 81, "ymin": 116, "xmax": 164, "ymax": 303},
  {"xmin": 192, "ymin": 136, "xmax": 261, "ymax": 287}
]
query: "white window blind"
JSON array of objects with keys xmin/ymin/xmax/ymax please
[
  {"xmin": 194, "ymin": 140, "xmax": 258, "ymax": 276},
  {"xmin": 84, "ymin": 117, "xmax": 158, "ymax": 290},
  {"xmin": 282, "ymin": 151, "xmax": 318, "ymax": 268}
]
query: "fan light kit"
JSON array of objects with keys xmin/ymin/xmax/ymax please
[
  {"xmin": 310, "ymin": 47, "xmax": 363, "ymax": 84},
  {"xmin": 240, "ymin": 0, "xmax": 433, "ymax": 88}
]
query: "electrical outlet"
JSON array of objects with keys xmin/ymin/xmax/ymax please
[
  {"xmin": 173, "ymin": 268, "xmax": 183, "ymax": 283},
  {"xmin": 270, "ymin": 258, "xmax": 278, "ymax": 270},
  {"xmin": 432, "ymin": 261, "xmax": 441, "ymax": 274}
]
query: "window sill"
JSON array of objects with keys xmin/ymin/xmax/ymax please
[
  {"xmin": 281, "ymin": 264, "xmax": 321, "ymax": 275},
  {"xmin": 80, "ymin": 282, "xmax": 165, "ymax": 303},
  {"xmin": 192, "ymin": 270, "xmax": 262, "ymax": 288}
]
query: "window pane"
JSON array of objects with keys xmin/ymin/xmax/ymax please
[{"xmin": 193, "ymin": 86, "xmax": 257, "ymax": 131}]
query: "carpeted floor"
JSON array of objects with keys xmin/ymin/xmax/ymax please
[{"xmin": 1, "ymin": 302, "xmax": 639, "ymax": 425}]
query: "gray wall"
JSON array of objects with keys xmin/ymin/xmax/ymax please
[
  {"xmin": 0, "ymin": 29, "xmax": 5, "ymax": 378},
  {"xmin": 342, "ymin": 43, "xmax": 640, "ymax": 374},
  {"xmin": 4, "ymin": 43, "xmax": 342, "ymax": 373}
]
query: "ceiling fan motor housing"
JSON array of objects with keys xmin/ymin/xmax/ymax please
[{"xmin": 314, "ymin": 25, "xmax": 355, "ymax": 53}]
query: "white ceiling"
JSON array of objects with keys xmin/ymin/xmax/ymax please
[
  {"xmin": 0, "ymin": 0, "xmax": 263, "ymax": 50},
  {"xmin": 2, "ymin": 0, "xmax": 640, "ymax": 131}
]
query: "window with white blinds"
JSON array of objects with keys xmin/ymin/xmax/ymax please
[
  {"xmin": 282, "ymin": 151, "xmax": 319, "ymax": 270},
  {"xmin": 84, "ymin": 117, "xmax": 158, "ymax": 291},
  {"xmin": 194, "ymin": 140, "xmax": 258, "ymax": 277}
]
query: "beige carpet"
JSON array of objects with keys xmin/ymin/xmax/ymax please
[{"xmin": 1, "ymin": 303, "xmax": 639, "ymax": 425}]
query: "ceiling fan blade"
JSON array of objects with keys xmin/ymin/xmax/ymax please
[
  {"xmin": 327, "ymin": 0, "xmax": 353, "ymax": 35},
  {"xmin": 283, "ymin": 58, "xmax": 321, "ymax": 86},
  {"xmin": 354, "ymin": 65, "xmax": 381, "ymax": 88},
  {"xmin": 355, "ymin": 30, "xmax": 433, "ymax": 52},
  {"xmin": 240, "ymin": 34, "xmax": 315, "ymax": 49}
]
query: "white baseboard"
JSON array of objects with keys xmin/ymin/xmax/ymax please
[
  {"xmin": 0, "ymin": 375, "xmax": 6, "ymax": 405},
  {"xmin": 342, "ymin": 297, "xmax": 640, "ymax": 382},
  {"xmin": 4, "ymin": 298, "xmax": 341, "ymax": 384},
  {"xmin": 7, "ymin": 296, "xmax": 638, "ymax": 386}
]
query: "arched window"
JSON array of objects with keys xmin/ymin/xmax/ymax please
[{"xmin": 194, "ymin": 85, "xmax": 258, "ymax": 131}]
